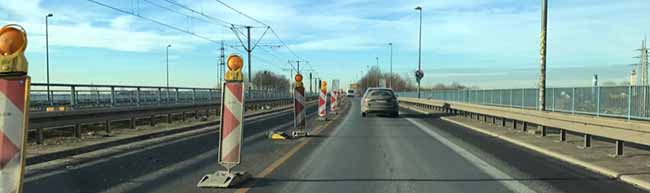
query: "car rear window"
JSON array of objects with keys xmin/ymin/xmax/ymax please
[{"xmin": 369, "ymin": 90, "xmax": 394, "ymax": 97}]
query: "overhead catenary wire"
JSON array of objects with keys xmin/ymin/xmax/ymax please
[
  {"xmin": 213, "ymin": 0, "xmax": 268, "ymax": 27},
  {"xmin": 211, "ymin": 0, "xmax": 309, "ymax": 64},
  {"xmin": 89, "ymin": 0, "xmax": 314, "ymax": 80},
  {"xmin": 86, "ymin": 0, "xmax": 222, "ymax": 44},
  {"xmin": 163, "ymin": 0, "xmax": 233, "ymax": 28},
  {"xmin": 142, "ymin": 0, "xmax": 226, "ymax": 29}
]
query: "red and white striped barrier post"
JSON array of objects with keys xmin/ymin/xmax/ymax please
[
  {"xmin": 198, "ymin": 54, "xmax": 250, "ymax": 188},
  {"xmin": 0, "ymin": 24, "xmax": 30, "ymax": 193},
  {"xmin": 330, "ymin": 90, "xmax": 338, "ymax": 114},
  {"xmin": 292, "ymin": 73, "xmax": 307, "ymax": 137},
  {"xmin": 318, "ymin": 81, "xmax": 327, "ymax": 121}
]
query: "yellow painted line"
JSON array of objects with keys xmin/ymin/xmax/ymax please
[{"xmin": 234, "ymin": 109, "xmax": 341, "ymax": 193}]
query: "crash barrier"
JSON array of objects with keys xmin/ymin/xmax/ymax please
[
  {"xmin": 399, "ymin": 97, "xmax": 650, "ymax": 157},
  {"xmin": 29, "ymin": 96, "xmax": 317, "ymax": 144}
]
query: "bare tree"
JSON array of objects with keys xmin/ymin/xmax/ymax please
[{"xmin": 252, "ymin": 71, "xmax": 290, "ymax": 91}]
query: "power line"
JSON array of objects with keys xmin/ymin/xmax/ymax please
[
  {"xmin": 142, "ymin": 0, "xmax": 225, "ymax": 29},
  {"xmin": 87, "ymin": 0, "xmax": 221, "ymax": 44},
  {"xmin": 211, "ymin": 0, "xmax": 308, "ymax": 65},
  {"xmin": 162, "ymin": 0, "xmax": 233, "ymax": 28},
  {"xmin": 213, "ymin": 0, "xmax": 268, "ymax": 27},
  {"xmin": 269, "ymin": 28, "xmax": 302, "ymax": 61}
]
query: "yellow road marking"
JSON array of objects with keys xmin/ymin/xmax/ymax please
[{"xmin": 234, "ymin": 110, "xmax": 341, "ymax": 193}]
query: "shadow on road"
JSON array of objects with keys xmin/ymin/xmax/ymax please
[
  {"xmin": 398, "ymin": 112, "xmax": 447, "ymax": 119},
  {"xmin": 245, "ymin": 176, "xmax": 616, "ymax": 188}
]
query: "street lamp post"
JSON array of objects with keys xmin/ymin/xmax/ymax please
[
  {"xmin": 166, "ymin": 44, "xmax": 171, "ymax": 88},
  {"xmin": 45, "ymin": 13, "xmax": 53, "ymax": 106},
  {"xmin": 415, "ymin": 5, "xmax": 422, "ymax": 98},
  {"xmin": 166, "ymin": 44, "xmax": 171, "ymax": 103},
  {"xmin": 538, "ymin": 0, "xmax": 548, "ymax": 136},
  {"xmin": 388, "ymin": 43, "xmax": 393, "ymax": 89},
  {"xmin": 538, "ymin": 0, "xmax": 547, "ymax": 112}
]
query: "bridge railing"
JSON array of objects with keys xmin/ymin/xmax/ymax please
[
  {"xmin": 29, "ymin": 83, "xmax": 316, "ymax": 112},
  {"xmin": 397, "ymin": 85, "xmax": 650, "ymax": 120}
]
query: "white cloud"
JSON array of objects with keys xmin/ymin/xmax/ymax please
[{"xmin": 110, "ymin": 16, "xmax": 135, "ymax": 29}]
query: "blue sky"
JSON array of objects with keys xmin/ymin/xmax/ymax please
[{"xmin": 1, "ymin": 0, "xmax": 648, "ymax": 89}]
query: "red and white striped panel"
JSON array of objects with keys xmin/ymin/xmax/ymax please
[
  {"xmin": 318, "ymin": 89, "xmax": 327, "ymax": 117},
  {"xmin": 219, "ymin": 82, "xmax": 244, "ymax": 167},
  {"xmin": 330, "ymin": 91, "xmax": 337, "ymax": 112},
  {"xmin": 0, "ymin": 77, "xmax": 29, "ymax": 193},
  {"xmin": 294, "ymin": 87, "xmax": 305, "ymax": 129}
]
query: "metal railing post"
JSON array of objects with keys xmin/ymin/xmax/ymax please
[
  {"xmin": 510, "ymin": 89, "xmax": 513, "ymax": 108},
  {"xmin": 208, "ymin": 89, "xmax": 213, "ymax": 103},
  {"xmin": 551, "ymin": 87, "xmax": 555, "ymax": 112},
  {"xmin": 70, "ymin": 85, "xmax": 76, "ymax": 109},
  {"xmin": 175, "ymin": 88, "xmax": 179, "ymax": 104},
  {"xmin": 596, "ymin": 86, "xmax": 600, "ymax": 116},
  {"xmin": 628, "ymin": 85, "xmax": 632, "ymax": 120},
  {"xmin": 571, "ymin": 87, "xmax": 576, "ymax": 114},
  {"xmin": 110, "ymin": 86, "xmax": 116, "ymax": 107},
  {"xmin": 95, "ymin": 89, "xmax": 100, "ymax": 106},
  {"xmin": 158, "ymin": 88, "xmax": 162, "ymax": 105},
  {"xmin": 499, "ymin": 90, "xmax": 503, "ymax": 106},
  {"xmin": 192, "ymin": 88, "xmax": 196, "ymax": 104},
  {"xmin": 521, "ymin": 88, "xmax": 525, "ymax": 109},
  {"xmin": 136, "ymin": 87, "xmax": 141, "ymax": 106}
]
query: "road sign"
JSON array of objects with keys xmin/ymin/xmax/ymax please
[{"xmin": 415, "ymin": 69, "xmax": 424, "ymax": 83}]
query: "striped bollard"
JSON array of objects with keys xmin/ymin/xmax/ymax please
[
  {"xmin": 292, "ymin": 74, "xmax": 307, "ymax": 137},
  {"xmin": 198, "ymin": 54, "xmax": 250, "ymax": 188},
  {"xmin": 330, "ymin": 90, "xmax": 338, "ymax": 114},
  {"xmin": 0, "ymin": 24, "xmax": 30, "ymax": 193},
  {"xmin": 318, "ymin": 81, "xmax": 327, "ymax": 121}
]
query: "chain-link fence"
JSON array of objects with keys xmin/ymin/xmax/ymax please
[{"xmin": 397, "ymin": 86, "xmax": 650, "ymax": 120}]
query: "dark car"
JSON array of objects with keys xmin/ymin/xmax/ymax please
[{"xmin": 361, "ymin": 88, "xmax": 398, "ymax": 117}]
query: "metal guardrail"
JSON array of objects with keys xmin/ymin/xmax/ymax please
[
  {"xmin": 397, "ymin": 86, "xmax": 650, "ymax": 120},
  {"xmin": 399, "ymin": 97, "xmax": 650, "ymax": 157},
  {"xmin": 29, "ymin": 96, "xmax": 318, "ymax": 144},
  {"xmin": 29, "ymin": 83, "xmax": 318, "ymax": 112}
]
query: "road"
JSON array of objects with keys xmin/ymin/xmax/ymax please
[
  {"xmin": 23, "ymin": 104, "xmax": 320, "ymax": 193},
  {"xmin": 22, "ymin": 98, "xmax": 648, "ymax": 193},
  {"xmin": 249, "ymin": 98, "xmax": 648, "ymax": 193}
]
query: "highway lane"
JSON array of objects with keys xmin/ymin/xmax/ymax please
[
  {"xmin": 23, "ymin": 104, "xmax": 320, "ymax": 193},
  {"xmin": 251, "ymin": 98, "xmax": 648, "ymax": 193}
]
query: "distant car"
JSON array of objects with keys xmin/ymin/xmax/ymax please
[
  {"xmin": 361, "ymin": 88, "xmax": 398, "ymax": 117},
  {"xmin": 347, "ymin": 89, "xmax": 355, "ymax": 97}
]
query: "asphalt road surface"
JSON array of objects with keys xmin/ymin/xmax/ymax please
[
  {"xmin": 23, "ymin": 98, "xmax": 649, "ymax": 193},
  {"xmin": 249, "ymin": 98, "xmax": 648, "ymax": 193},
  {"xmin": 23, "ymin": 104, "xmax": 320, "ymax": 193}
]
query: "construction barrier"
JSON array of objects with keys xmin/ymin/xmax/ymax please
[
  {"xmin": 0, "ymin": 24, "xmax": 30, "ymax": 193},
  {"xmin": 198, "ymin": 54, "xmax": 250, "ymax": 188},
  {"xmin": 318, "ymin": 81, "xmax": 327, "ymax": 121},
  {"xmin": 292, "ymin": 73, "xmax": 307, "ymax": 137},
  {"xmin": 330, "ymin": 90, "xmax": 338, "ymax": 114}
]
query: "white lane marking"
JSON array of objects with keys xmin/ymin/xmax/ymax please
[{"xmin": 406, "ymin": 118, "xmax": 537, "ymax": 193}]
